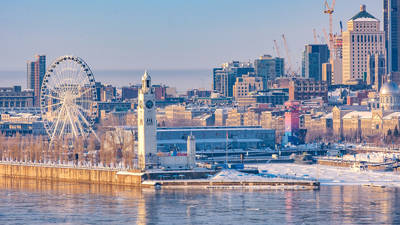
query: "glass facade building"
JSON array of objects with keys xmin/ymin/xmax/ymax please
[
  {"xmin": 212, "ymin": 61, "xmax": 254, "ymax": 97},
  {"xmin": 301, "ymin": 44, "xmax": 330, "ymax": 81},
  {"xmin": 384, "ymin": 0, "xmax": 400, "ymax": 72},
  {"xmin": 254, "ymin": 55, "xmax": 284, "ymax": 89}
]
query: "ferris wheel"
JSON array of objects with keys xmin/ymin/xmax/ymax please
[{"xmin": 40, "ymin": 55, "xmax": 98, "ymax": 142}]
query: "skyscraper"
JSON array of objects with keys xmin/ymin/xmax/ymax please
[
  {"xmin": 384, "ymin": 0, "xmax": 400, "ymax": 82},
  {"xmin": 301, "ymin": 44, "xmax": 330, "ymax": 81},
  {"xmin": 27, "ymin": 55, "xmax": 46, "ymax": 106},
  {"xmin": 254, "ymin": 55, "xmax": 284, "ymax": 89},
  {"xmin": 212, "ymin": 61, "xmax": 254, "ymax": 97},
  {"xmin": 342, "ymin": 5, "xmax": 385, "ymax": 84}
]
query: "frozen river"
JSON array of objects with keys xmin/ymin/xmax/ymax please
[
  {"xmin": 258, "ymin": 163, "xmax": 400, "ymax": 187},
  {"xmin": 0, "ymin": 176, "xmax": 400, "ymax": 224}
]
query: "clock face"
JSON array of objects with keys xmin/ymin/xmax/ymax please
[{"xmin": 146, "ymin": 100, "xmax": 154, "ymax": 109}]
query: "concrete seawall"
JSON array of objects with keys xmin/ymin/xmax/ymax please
[
  {"xmin": 0, "ymin": 163, "xmax": 320, "ymax": 190},
  {"xmin": 0, "ymin": 163, "xmax": 144, "ymax": 186}
]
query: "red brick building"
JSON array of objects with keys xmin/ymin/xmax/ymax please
[{"xmin": 289, "ymin": 79, "xmax": 328, "ymax": 102}]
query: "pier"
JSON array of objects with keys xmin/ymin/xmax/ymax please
[{"xmin": 0, "ymin": 162, "xmax": 320, "ymax": 190}]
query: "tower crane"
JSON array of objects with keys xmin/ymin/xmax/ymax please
[
  {"xmin": 313, "ymin": 28, "xmax": 318, "ymax": 44},
  {"xmin": 322, "ymin": 28, "xmax": 329, "ymax": 48},
  {"xmin": 282, "ymin": 34, "xmax": 294, "ymax": 76},
  {"xmin": 273, "ymin": 40, "xmax": 281, "ymax": 58},
  {"xmin": 324, "ymin": 0, "xmax": 336, "ymax": 59}
]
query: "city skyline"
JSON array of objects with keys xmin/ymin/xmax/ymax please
[{"xmin": 1, "ymin": 0, "xmax": 381, "ymax": 71}]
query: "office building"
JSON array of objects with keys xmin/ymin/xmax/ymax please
[
  {"xmin": 367, "ymin": 54, "xmax": 386, "ymax": 91},
  {"xmin": 122, "ymin": 85, "xmax": 140, "ymax": 100},
  {"xmin": 232, "ymin": 74, "xmax": 263, "ymax": 99},
  {"xmin": 27, "ymin": 55, "xmax": 46, "ymax": 106},
  {"xmin": 322, "ymin": 63, "xmax": 333, "ymax": 86},
  {"xmin": 332, "ymin": 35, "xmax": 344, "ymax": 85},
  {"xmin": 301, "ymin": 44, "xmax": 330, "ymax": 81},
  {"xmin": 342, "ymin": 5, "xmax": 385, "ymax": 84},
  {"xmin": 187, "ymin": 89, "xmax": 211, "ymax": 98},
  {"xmin": 213, "ymin": 61, "xmax": 254, "ymax": 97},
  {"xmin": 289, "ymin": 79, "xmax": 328, "ymax": 102},
  {"xmin": 0, "ymin": 86, "xmax": 34, "ymax": 108},
  {"xmin": 384, "ymin": 0, "xmax": 400, "ymax": 74},
  {"xmin": 236, "ymin": 90, "xmax": 288, "ymax": 107},
  {"xmin": 254, "ymin": 55, "xmax": 284, "ymax": 88},
  {"xmin": 156, "ymin": 126, "xmax": 275, "ymax": 152}
]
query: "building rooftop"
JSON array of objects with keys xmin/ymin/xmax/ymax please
[
  {"xmin": 350, "ymin": 5, "xmax": 377, "ymax": 21},
  {"xmin": 157, "ymin": 126, "xmax": 270, "ymax": 132},
  {"xmin": 342, "ymin": 111, "xmax": 372, "ymax": 119},
  {"xmin": 383, "ymin": 112, "xmax": 400, "ymax": 120}
]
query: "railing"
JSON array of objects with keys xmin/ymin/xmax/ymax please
[{"xmin": 0, "ymin": 159, "xmax": 139, "ymax": 171}]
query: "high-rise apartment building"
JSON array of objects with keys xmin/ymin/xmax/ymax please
[
  {"xmin": 342, "ymin": 5, "xmax": 385, "ymax": 84},
  {"xmin": 27, "ymin": 55, "xmax": 46, "ymax": 106},
  {"xmin": 254, "ymin": 55, "xmax": 284, "ymax": 89},
  {"xmin": 213, "ymin": 61, "xmax": 254, "ymax": 97},
  {"xmin": 301, "ymin": 44, "xmax": 330, "ymax": 81}
]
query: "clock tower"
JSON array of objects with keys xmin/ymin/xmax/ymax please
[{"xmin": 137, "ymin": 70, "xmax": 157, "ymax": 170}]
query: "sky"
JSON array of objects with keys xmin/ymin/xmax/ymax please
[{"xmin": 0, "ymin": 0, "xmax": 382, "ymax": 71}]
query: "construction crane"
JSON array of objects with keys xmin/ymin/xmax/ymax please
[
  {"xmin": 322, "ymin": 28, "xmax": 329, "ymax": 47},
  {"xmin": 273, "ymin": 40, "xmax": 281, "ymax": 58},
  {"xmin": 324, "ymin": 0, "xmax": 336, "ymax": 58},
  {"xmin": 340, "ymin": 21, "xmax": 343, "ymax": 35},
  {"xmin": 313, "ymin": 28, "xmax": 318, "ymax": 44},
  {"xmin": 282, "ymin": 34, "xmax": 294, "ymax": 76}
]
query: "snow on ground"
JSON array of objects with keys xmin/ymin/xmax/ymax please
[
  {"xmin": 257, "ymin": 163, "xmax": 400, "ymax": 187},
  {"xmin": 211, "ymin": 169, "xmax": 290, "ymax": 182},
  {"xmin": 341, "ymin": 152, "xmax": 400, "ymax": 163},
  {"xmin": 320, "ymin": 151, "xmax": 400, "ymax": 163}
]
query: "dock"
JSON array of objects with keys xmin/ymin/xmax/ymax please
[
  {"xmin": 0, "ymin": 162, "xmax": 320, "ymax": 190},
  {"xmin": 318, "ymin": 159, "xmax": 397, "ymax": 171}
]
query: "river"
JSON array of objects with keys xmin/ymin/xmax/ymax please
[{"xmin": 0, "ymin": 178, "xmax": 399, "ymax": 224}]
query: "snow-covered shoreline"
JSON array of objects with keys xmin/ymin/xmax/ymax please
[{"xmin": 256, "ymin": 163, "xmax": 400, "ymax": 187}]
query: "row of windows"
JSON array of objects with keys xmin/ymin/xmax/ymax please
[
  {"xmin": 352, "ymin": 34, "xmax": 382, "ymax": 43},
  {"xmin": 0, "ymin": 101, "xmax": 27, "ymax": 107},
  {"xmin": 381, "ymin": 96, "xmax": 399, "ymax": 104},
  {"xmin": 355, "ymin": 23, "xmax": 377, "ymax": 30},
  {"xmin": 295, "ymin": 88, "xmax": 325, "ymax": 91}
]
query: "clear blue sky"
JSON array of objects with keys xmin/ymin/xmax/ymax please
[{"xmin": 0, "ymin": 0, "xmax": 381, "ymax": 71}]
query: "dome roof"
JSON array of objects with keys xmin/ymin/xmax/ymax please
[{"xmin": 380, "ymin": 81, "xmax": 400, "ymax": 95}]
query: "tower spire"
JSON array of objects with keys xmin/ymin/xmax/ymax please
[{"xmin": 141, "ymin": 70, "xmax": 152, "ymax": 93}]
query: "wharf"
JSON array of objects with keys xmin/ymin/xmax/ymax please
[
  {"xmin": 0, "ymin": 163, "xmax": 320, "ymax": 190},
  {"xmin": 318, "ymin": 159, "xmax": 397, "ymax": 171}
]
